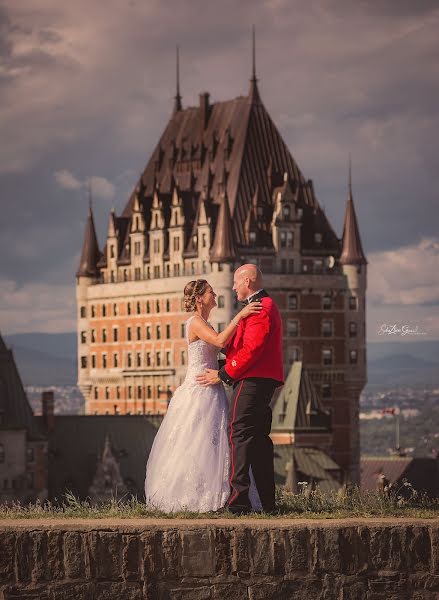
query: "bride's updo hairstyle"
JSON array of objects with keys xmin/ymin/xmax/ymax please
[{"xmin": 183, "ymin": 279, "xmax": 209, "ymax": 312}]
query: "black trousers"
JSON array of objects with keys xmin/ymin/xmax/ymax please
[{"xmin": 227, "ymin": 377, "xmax": 277, "ymax": 511}]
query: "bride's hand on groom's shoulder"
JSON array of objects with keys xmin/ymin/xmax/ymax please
[
  {"xmin": 196, "ymin": 369, "xmax": 221, "ymax": 386},
  {"xmin": 238, "ymin": 301, "xmax": 263, "ymax": 320}
]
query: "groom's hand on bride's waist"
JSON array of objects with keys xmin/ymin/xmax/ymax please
[{"xmin": 196, "ymin": 369, "xmax": 221, "ymax": 386}]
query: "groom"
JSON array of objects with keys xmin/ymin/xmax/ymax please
[{"xmin": 197, "ymin": 264, "xmax": 284, "ymax": 514}]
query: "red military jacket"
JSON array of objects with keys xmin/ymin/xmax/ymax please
[{"xmin": 218, "ymin": 291, "xmax": 284, "ymax": 385}]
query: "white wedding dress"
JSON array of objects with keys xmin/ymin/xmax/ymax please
[{"xmin": 144, "ymin": 315, "xmax": 262, "ymax": 513}]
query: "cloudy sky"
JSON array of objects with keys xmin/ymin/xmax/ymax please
[{"xmin": 1, "ymin": 0, "xmax": 438, "ymax": 342}]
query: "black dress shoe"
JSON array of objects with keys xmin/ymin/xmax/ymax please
[{"xmin": 227, "ymin": 505, "xmax": 251, "ymax": 516}]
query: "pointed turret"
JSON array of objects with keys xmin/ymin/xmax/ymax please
[
  {"xmin": 173, "ymin": 45, "xmax": 182, "ymax": 114},
  {"xmin": 210, "ymin": 194, "xmax": 236, "ymax": 262},
  {"xmin": 76, "ymin": 195, "xmax": 101, "ymax": 278},
  {"xmin": 340, "ymin": 160, "xmax": 367, "ymax": 266},
  {"xmin": 248, "ymin": 26, "xmax": 261, "ymax": 105}
]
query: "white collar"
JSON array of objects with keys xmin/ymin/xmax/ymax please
[{"xmin": 245, "ymin": 289, "xmax": 263, "ymax": 302}]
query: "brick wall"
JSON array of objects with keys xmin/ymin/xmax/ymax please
[{"xmin": 0, "ymin": 519, "xmax": 438, "ymax": 599}]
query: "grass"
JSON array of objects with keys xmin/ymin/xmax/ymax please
[{"xmin": 1, "ymin": 481, "xmax": 438, "ymax": 520}]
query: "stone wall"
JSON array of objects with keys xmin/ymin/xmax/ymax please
[{"xmin": 1, "ymin": 518, "xmax": 439, "ymax": 599}]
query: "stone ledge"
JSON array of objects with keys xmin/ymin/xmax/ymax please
[{"xmin": 1, "ymin": 519, "xmax": 439, "ymax": 599}]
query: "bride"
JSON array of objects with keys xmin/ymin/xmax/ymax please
[{"xmin": 144, "ymin": 279, "xmax": 262, "ymax": 513}]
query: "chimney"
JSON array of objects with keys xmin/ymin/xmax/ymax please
[
  {"xmin": 199, "ymin": 92, "xmax": 210, "ymax": 129},
  {"xmin": 41, "ymin": 391, "xmax": 55, "ymax": 431}
]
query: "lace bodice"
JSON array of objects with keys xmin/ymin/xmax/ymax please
[{"xmin": 184, "ymin": 315, "xmax": 219, "ymax": 381}]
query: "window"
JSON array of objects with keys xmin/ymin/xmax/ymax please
[
  {"xmin": 322, "ymin": 295, "xmax": 332, "ymax": 310},
  {"xmin": 218, "ymin": 295, "xmax": 225, "ymax": 308},
  {"xmin": 80, "ymin": 331, "xmax": 86, "ymax": 344},
  {"xmin": 134, "ymin": 241, "xmax": 141, "ymax": 255},
  {"xmin": 116, "ymin": 386, "xmax": 120, "ymax": 400},
  {"xmin": 202, "ymin": 233, "xmax": 207, "ymax": 248},
  {"xmin": 110, "ymin": 271, "xmax": 115, "ymax": 283},
  {"xmin": 156, "ymin": 352, "xmax": 161, "ymax": 366},
  {"xmin": 127, "ymin": 353, "xmax": 132, "ymax": 368},
  {"xmin": 0, "ymin": 444, "xmax": 4, "ymax": 464},
  {"xmin": 128, "ymin": 386, "xmax": 132, "ymax": 399},
  {"xmin": 102, "ymin": 305, "xmax": 107, "ymax": 317},
  {"xmin": 102, "ymin": 328, "xmax": 107, "ymax": 343},
  {"xmin": 80, "ymin": 306, "xmax": 86, "ymax": 318},
  {"xmin": 287, "ymin": 347, "xmax": 300, "ymax": 363},
  {"xmin": 113, "ymin": 328, "xmax": 118, "ymax": 342},
  {"xmin": 314, "ymin": 259, "xmax": 323, "ymax": 272},
  {"xmin": 137, "ymin": 326, "xmax": 141, "ymax": 341},
  {"xmin": 249, "ymin": 231, "xmax": 257, "ymax": 243},
  {"xmin": 156, "ymin": 300, "xmax": 160, "ymax": 313},
  {"xmin": 105, "ymin": 387, "xmax": 110, "ymax": 400},
  {"xmin": 127, "ymin": 327, "xmax": 132, "ymax": 341},
  {"xmin": 282, "ymin": 204, "xmax": 291, "ymax": 219},
  {"xmin": 154, "ymin": 265, "xmax": 161, "ymax": 278},
  {"xmin": 136, "ymin": 352, "xmax": 141, "ymax": 367},
  {"xmin": 218, "ymin": 263, "xmax": 223, "ymax": 272},
  {"xmin": 113, "ymin": 303, "xmax": 118, "ymax": 316},
  {"xmin": 81, "ymin": 356, "xmax": 87, "ymax": 369},
  {"xmin": 102, "ymin": 354, "xmax": 107, "ymax": 368},
  {"xmin": 288, "ymin": 294, "xmax": 298, "ymax": 310},
  {"xmin": 181, "ymin": 350, "xmax": 186, "ymax": 366},
  {"xmin": 91, "ymin": 354, "xmax": 96, "ymax": 369},
  {"xmin": 113, "ymin": 353, "xmax": 118, "ymax": 368},
  {"xmin": 146, "ymin": 352, "xmax": 151, "ymax": 367},
  {"xmin": 191, "ymin": 262, "xmax": 195, "ymax": 274},
  {"xmin": 127, "ymin": 302, "xmax": 132, "ymax": 315},
  {"xmin": 322, "ymin": 383, "xmax": 332, "ymax": 398},
  {"xmin": 156, "ymin": 325, "xmax": 161, "ymax": 340},
  {"xmin": 350, "ymin": 349, "xmax": 358, "ymax": 364},
  {"xmin": 166, "ymin": 324, "xmax": 171, "ymax": 339},
  {"xmin": 137, "ymin": 302, "xmax": 141, "ymax": 314},
  {"xmin": 166, "ymin": 299, "xmax": 170, "ymax": 312},
  {"xmin": 137, "ymin": 385, "xmax": 142, "ymax": 399},
  {"xmin": 174, "ymin": 263, "xmax": 180, "ymax": 276},
  {"xmin": 287, "ymin": 320, "xmax": 298, "ymax": 337},
  {"xmin": 166, "ymin": 351, "xmax": 171, "ymax": 366},
  {"xmin": 280, "ymin": 231, "xmax": 287, "ymax": 248},
  {"xmin": 322, "ymin": 349, "xmax": 333, "ymax": 366},
  {"xmin": 91, "ymin": 305, "xmax": 96, "ymax": 318},
  {"xmin": 322, "ymin": 320, "xmax": 333, "ymax": 337},
  {"xmin": 135, "ymin": 268, "xmax": 141, "ymax": 280},
  {"xmin": 94, "ymin": 387, "xmax": 98, "ymax": 400},
  {"xmin": 146, "ymin": 325, "xmax": 151, "ymax": 340},
  {"xmin": 349, "ymin": 322, "xmax": 357, "ymax": 337},
  {"xmin": 110, "ymin": 245, "xmax": 115, "ymax": 258},
  {"xmin": 146, "ymin": 300, "xmax": 151, "ymax": 314},
  {"xmin": 349, "ymin": 296, "xmax": 358, "ymax": 310},
  {"xmin": 181, "ymin": 323, "xmax": 185, "ymax": 338},
  {"xmin": 91, "ymin": 329, "xmax": 96, "ymax": 343},
  {"xmin": 147, "ymin": 386, "xmax": 152, "ymax": 399},
  {"xmin": 173, "ymin": 237, "xmax": 180, "ymax": 252},
  {"xmin": 202, "ymin": 261, "xmax": 207, "ymax": 274},
  {"xmin": 123, "ymin": 269, "xmax": 128, "ymax": 282},
  {"xmin": 315, "ymin": 233, "xmax": 322, "ymax": 244}
]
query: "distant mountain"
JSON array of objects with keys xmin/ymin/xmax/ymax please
[
  {"xmin": 4, "ymin": 332, "xmax": 77, "ymax": 360},
  {"xmin": 5, "ymin": 344, "xmax": 76, "ymax": 386},
  {"xmin": 367, "ymin": 352, "xmax": 439, "ymax": 387},
  {"xmin": 3, "ymin": 331, "xmax": 439, "ymax": 388}
]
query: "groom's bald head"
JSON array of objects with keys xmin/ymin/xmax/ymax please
[{"xmin": 233, "ymin": 264, "xmax": 263, "ymax": 301}]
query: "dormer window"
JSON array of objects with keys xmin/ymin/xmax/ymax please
[
  {"xmin": 110, "ymin": 245, "xmax": 115, "ymax": 258},
  {"xmin": 315, "ymin": 233, "xmax": 322, "ymax": 244},
  {"xmin": 297, "ymin": 208, "xmax": 303, "ymax": 219},
  {"xmin": 154, "ymin": 214, "xmax": 158, "ymax": 228},
  {"xmin": 192, "ymin": 235, "xmax": 198, "ymax": 249},
  {"xmin": 282, "ymin": 205, "xmax": 291, "ymax": 219},
  {"xmin": 249, "ymin": 231, "xmax": 257, "ymax": 243}
]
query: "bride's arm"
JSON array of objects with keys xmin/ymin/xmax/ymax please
[{"xmin": 189, "ymin": 303, "xmax": 262, "ymax": 348}]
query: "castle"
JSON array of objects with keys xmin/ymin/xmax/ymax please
[{"xmin": 76, "ymin": 46, "xmax": 367, "ymax": 483}]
